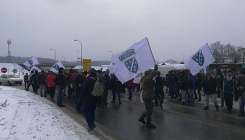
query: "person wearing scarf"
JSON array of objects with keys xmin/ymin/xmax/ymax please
[{"xmin": 223, "ymin": 69, "xmax": 236, "ymax": 113}]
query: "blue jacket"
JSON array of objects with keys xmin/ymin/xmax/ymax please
[{"xmin": 223, "ymin": 77, "xmax": 236, "ymax": 94}]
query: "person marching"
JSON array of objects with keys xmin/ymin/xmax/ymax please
[{"xmin": 138, "ymin": 64, "xmax": 158, "ymax": 129}]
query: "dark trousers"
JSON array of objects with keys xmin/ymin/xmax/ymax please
[
  {"xmin": 67, "ymin": 85, "xmax": 72, "ymax": 98},
  {"xmin": 132, "ymin": 83, "xmax": 140, "ymax": 92},
  {"xmin": 128, "ymin": 86, "xmax": 132, "ymax": 98},
  {"xmin": 141, "ymin": 98, "xmax": 153, "ymax": 122},
  {"xmin": 57, "ymin": 85, "xmax": 63, "ymax": 106},
  {"xmin": 82, "ymin": 99, "xmax": 98, "ymax": 127},
  {"xmin": 224, "ymin": 93, "xmax": 233, "ymax": 110},
  {"xmin": 49, "ymin": 87, "xmax": 55, "ymax": 98},
  {"xmin": 155, "ymin": 91, "xmax": 164, "ymax": 106},
  {"xmin": 103, "ymin": 88, "xmax": 108, "ymax": 103},
  {"xmin": 24, "ymin": 81, "xmax": 28, "ymax": 89},
  {"xmin": 112, "ymin": 89, "xmax": 121, "ymax": 102},
  {"xmin": 32, "ymin": 83, "xmax": 38, "ymax": 93}
]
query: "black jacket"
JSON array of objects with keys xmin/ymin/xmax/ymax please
[
  {"xmin": 203, "ymin": 77, "xmax": 217, "ymax": 94},
  {"xmin": 73, "ymin": 75, "xmax": 84, "ymax": 95},
  {"xmin": 179, "ymin": 75, "xmax": 189, "ymax": 90},
  {"xmin": 155, "ymin": 77, "xmax": 164, "ymax": 92},
  {"xmin": 54, "ymin": 73, "xmax": 66, "ymax": 87},
  {"xmin": 104, "ymin": 74, "xmax": 111, "ymax": 89},
  {"xmin": 110, "ymin": 74, "xmax": 123, "ymax": 93},
  {"xmin": 80, "ymin": 75, "xmax": 100, "ymax": 100},
  {"xmin": 30, "ymin": 73, "xmax": 38, "ymax": 84}
]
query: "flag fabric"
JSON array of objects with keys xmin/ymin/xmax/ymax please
[
  {"xmin": 110, "ymin": 38, "xmax": 155, "ymax": 83},
  {"xmin": 30, "ymin": 66, "xmax": 41, "ymax": 73},
  {"xmin": 50, "ymin": 61, "xmax": 65, "ymax": 73},
  {"xmin": 184, "ymin": 43, "xmax": 215, "ymax": 75},
  {"xmin": 107, "ymin": 63, "xmax": 115, "ymax": 74},
  {"xmin": 23, "ymin": 56, "xmax": 39, "ymax": 67}
]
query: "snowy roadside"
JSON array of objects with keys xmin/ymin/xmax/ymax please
[{"xmin": 0, "ymin": 86, "xmax": 99, "ymax": 140}]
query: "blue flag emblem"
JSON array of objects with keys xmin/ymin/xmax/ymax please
[
  {"xmin": 53, "ymin": 64, "xmax": 59, "ymax": 71},
  {"xmin": 192, "ymin": 51, "xmax": 204, "ymax": 66},
  {"xmin": 28, "ymin": 59, "xmax": 33, "ymax": 65},
  {"xmin": 119, "ymin": 49, "xmax": 138, "ymax": 73}
]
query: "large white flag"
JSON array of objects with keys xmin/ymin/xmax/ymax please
[
  {"xmin": 184, "ymin": 43, "xmax": 215, "ymax": 75},
  {"xmin": 23, "ymin": 56, "xmax": 39, "ymax": 67},
  {"xmin": 111, "ymin": 38, "xmax": 155, "ymax": 83},
  {"xmin": 30, "ymin": 66, "xmax": 41, "ymax": 73},
  {"xmin": 50, "ymin": 61, "xmax": 65, "ymax": 73}
]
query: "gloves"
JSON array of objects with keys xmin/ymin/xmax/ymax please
[{"xmin": 154, "ymin": 64, "xmax": 158, "ymax": 71}]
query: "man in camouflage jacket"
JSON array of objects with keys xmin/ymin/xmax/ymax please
[{"xmin": 139, "ymin": 64, "xmax": 158, "ymax": 129}]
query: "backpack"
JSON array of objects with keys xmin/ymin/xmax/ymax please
[{"xmin": 90, "ymin": 77, "xmax": 104, "ymax": 96}]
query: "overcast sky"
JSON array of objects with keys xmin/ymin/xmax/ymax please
[{"xmin": 0, "ymin": 0, "xmax": 244, "ymax": 62}]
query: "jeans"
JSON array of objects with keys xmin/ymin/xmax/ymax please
[
  {"xmin": 220, "ymin": 89, "xmax": 224, "ymax": 106},
  {"xmin": 170, "ymin": 84, "xmax": 177, "ymax": 98},
  {"xmin": 188, "ymin": 88, "xmax": 194, "ymax": 103},
  {"xmin": 57, "ymin": 85, "xmax": 63, "ymax": 106},
  {"xmin": 205, "ymin": 94, "xmax": 218, "ymax": 106},
  {"xmin": 239, "ymin": 96, "xmax": 245, "ymax": 113},
  {"xmin": 155, "ymin": 91, "xmax": 164, "ymax": 106},
  {"xmin": 181, "ymin": 90, "xmax": 188, "ymax": 102},
  {"xmin": 24, "ymin": 81, "xmax": 28, "ymax": 89},
  {"xmin": 82, "ymin": 99, "xmax": 98, "ymax": 127},
  {"xmin": 40, "ymin": 84, "xmax": 46, "ymax": 96}
]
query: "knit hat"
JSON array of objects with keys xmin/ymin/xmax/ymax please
[
  {"xmin": 58, "ymin": 68, "xmax": 64, "ymax": 73},
  {"xmin": 89, "ymin": 68, "xmax": 96, "ymax": 73}
]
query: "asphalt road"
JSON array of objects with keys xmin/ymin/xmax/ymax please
[{"xmin": 3, "ymin": 84, "xmax": 245, "ymax": 140}]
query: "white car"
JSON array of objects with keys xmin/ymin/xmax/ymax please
[{"xmin": 0, "ymin": 74, "xmax": 23, "ymax": 85}]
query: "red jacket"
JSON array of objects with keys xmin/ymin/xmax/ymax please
[
  {"xmin": 127, "ymin": 79, "xmax": 134, "ymax": 87},
  {"xmin": 46, "ymin": 74, "xmax": 56, "ymax": 87}
]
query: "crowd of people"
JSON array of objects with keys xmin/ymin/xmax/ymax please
[{"xmin": 22, "ymin": 65, "xmax": 245, "ymax": 131}]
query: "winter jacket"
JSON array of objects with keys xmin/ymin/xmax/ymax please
[
  {"xmin": 80, "ymin": 74, "xmax": 101, "ymax": 100},
  {"xmin": 110, "ymin": 74, "xmax": 122, "ymax": 92},
  {"xmin": 73, "ymin": 75, "xmax": 84, "ymax": 95},
  {"xmin": 237, "ymin": 76, "xmax": 245, "ymax": 96},
  {"xmin": 104, "ymin": 73, "xmax": 111, "ymax": 89},
  {"xmin": 223, "ymin": 76, "xmax": 236, "ymax": 94},
  {"xmin": 179, "ymin": 75, "xmax": 189, "ymax": 90},
  {"xmin": 168, "ymin": 74, "xmax": 178, "ymax": 85},
  {"xmin": 142, "ymin": 70, "xmax": 156, "ymax": 100},
  {"xmin": 127, "ymin": 79, "xmax": 134, "ymax": 87},
  {"xmin": 189, "ymin": 75, "xmax": 196, "ymax": 89},
  {"xmin": 202, "ymin": 77, "xmax": 217, "ymax": 94},
  {"xmin": 46, "ymin": 74, "xmax": 56, "ymax": 88},
  {"xmin": 97, "ymin": 73, "xmax": 106, "ymax": 88},
  {"xmin": 24, "ymin": 75, "xmax": 28, "ymax": 82},
  {"xmin": 30, "ymin": 73, "xmax": 38, "ymax": 84},
  {"xmin": 54, "ymin": 73, "xmax": 66, "ymax": 88},
  {"xmin": 37, "ymin": 73, "xmax": 47, "ymax": 85},
  {"xmin": 155, "ymin": 77, "xmax": 164, "ymax": 92},
  {"xmin": 66, "ymin": 73, "xmax": 72, "ymax": 85}
]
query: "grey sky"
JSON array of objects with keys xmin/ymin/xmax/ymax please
[{"xmin": 0, "ymin": 0, "xmax": 244, "ymax": 62}]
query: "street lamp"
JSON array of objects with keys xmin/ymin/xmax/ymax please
[
  {"xmin": 181, "ymin": 53, "xmax": 184, "ymax": 62},
  {"xmin": 74, "ymin": 40, "xmax": 82, "ymax": 66},
  {"xmin": 50, "ymin": 49, "xmax": 56, "ymax": 62},
  {"xmin": 109, "ymin": 51, "xmax": 113, "ymax": 56},
  {"xmin": 76, "ymin": 51, "xmax": 80, "ymax": 59},
  {"xmin": 62, "ymin": 56, "xmax": 65, "ymax": 61}
]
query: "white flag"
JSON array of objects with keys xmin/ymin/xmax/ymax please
[
  {"xmin": 111, "ymin": 38, "xmax": 155, "ymax": 83},
  {"xmin": 50, "ymin": 61, "xmax": 65, "ymax": 73},
  {"xmin": 107, "ymin": 63, "xmax": 115, "ymax": 74},
  {"xmin": 23, "ymin": 56, "xmax": 39, "ymax": 67},
  {"xmin": 30, "ymin": 66, "xmax": 41, "ymax": 73},
  {"xmin": 184, "ymin": 43, "xmax": 215, "ymax": 75}
]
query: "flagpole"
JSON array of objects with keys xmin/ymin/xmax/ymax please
[{"xmin": 146, "ymin": 37, "xmax": 156, "ymax": 64}]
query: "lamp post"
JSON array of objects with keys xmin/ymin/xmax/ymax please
[
  {"xmin": 181, "ymin": 53, "xmax": 184, "ymax": 62},
  {"xmin": 109, "ymin": 51, "xmax": 113, "ymax": 56},
  {"xmin": 62, "ymin": 56, "xmax": 65, "ymax": 61},
  {"xmin": 7, "ymin": 40, "xmax": 11, "ymax": 63},
  {"xmin": 74, "ymin": 40, "xmax": 82, "ymax": 66},
  {"xmin": 76, "ymin": 51, "xmax": 80, "ymax": 59},
  {"xmin": 50, "ymin": 49, "xmax": 56, "ymax": 62}
]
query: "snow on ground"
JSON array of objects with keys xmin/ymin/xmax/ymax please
[{"xmin": 0, "ymin": 86, "xmax": 99, "ymax": 140}]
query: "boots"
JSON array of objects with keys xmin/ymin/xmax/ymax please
[
  {"xmin": 202, "ymin": 106, "xmax": 209, "ymax": 110},
  {"xmin": 146, "ymin": 122, "xmax": 156, "ymax": 129},
  {"xmin": 215, "ymin": 105, "xmax": 219, "ymax": 112},
  {"xmin": 237, "ymin": 112, "xmax": 245, "ymax": 116},
  {"xmin": 138, "ymin": 116, "xmax": 146, "ymax": 124}
]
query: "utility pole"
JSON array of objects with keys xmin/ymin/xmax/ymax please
[{"xmin": 7, "ymin": 40, "xmax": 11, "ymax": 63}]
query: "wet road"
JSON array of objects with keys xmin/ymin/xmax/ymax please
[{"xmin": 5, "ymin": 84, "xmax": 245, "ymax": 140}]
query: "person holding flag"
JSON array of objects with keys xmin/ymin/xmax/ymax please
[{"xmin": 138, "ymin": 64, "xmax": 158, "ymax": 129}]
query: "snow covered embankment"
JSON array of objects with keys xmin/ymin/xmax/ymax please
[{"xmin": 0, "ymin": 86, "xmax": 99, "ymax": 140}]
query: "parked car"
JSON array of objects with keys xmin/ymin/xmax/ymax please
[{"xmin": 0, "ymin": 74, "xmax": 23, "ymax": 85}]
